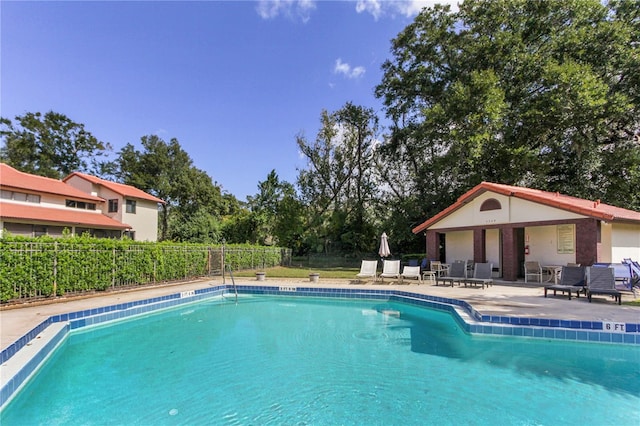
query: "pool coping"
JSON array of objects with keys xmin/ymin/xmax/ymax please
[{"xmin": 2, "ymin": 284, "xmax": 640, "ymax": 409}]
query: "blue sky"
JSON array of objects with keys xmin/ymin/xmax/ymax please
[{"xmin": 2, "ymin": 0, "xmax": 456, "ymax": 201}]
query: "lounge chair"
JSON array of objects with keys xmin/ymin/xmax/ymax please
[
  {"xmin": 379, "ymin": 260, "xmax": 401, "ymax": 283},
  {"xmin": 400, "ymin": 266, "xmax": 422, "ymax": 284},
  {"xmin": 437, "ymin": 260, "xmax": 466, "ymax": 287},
  {"xmin": 524, "ymin": 261, "xmax": 543, "ymax": 283},
  {"xmin": 544, "ymin": 266, "xmax": 586, "ymax": 300},
  {"xmin": 586, "ymin": 266, "xmax": 622, "ymax": 305},
  {"xmin": 464, "ymin": 262, "xmax": 493, "ymax": 289},
  {"xmin": 356, "ymin": 260, "xmax": 378, "ymax": 282}
]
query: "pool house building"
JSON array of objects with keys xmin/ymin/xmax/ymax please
[{"xmin": 412, "ymin": 182, "xmax": 640, "ymax": 281}]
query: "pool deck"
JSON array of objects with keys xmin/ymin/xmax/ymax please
[{"xmin": 1, "ymin": 277, "xmax": 639, "ymax": 352}]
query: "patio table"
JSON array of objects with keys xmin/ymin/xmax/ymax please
[{"xmin": 542, "ymin": 265, "xmax": 562, "ymax": 284}]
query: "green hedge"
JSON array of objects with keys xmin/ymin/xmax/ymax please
[{"xmin": 0, "ymin": 236, "xmax": 288, "ymax": 303}]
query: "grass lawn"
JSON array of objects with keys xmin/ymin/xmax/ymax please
[{"xmin": 231, "ymin": 266, "xmax": 358, "ymax": 279}]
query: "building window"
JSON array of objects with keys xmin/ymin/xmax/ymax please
[
  {"xmin": 108, "ymin": 199, "xmax": 119, "ymax": 213},
  {"xmin": 66, "ymin": 200, "xmax": 97, "ymax": 210},
  {"xmin": 0, "ymin": 190, "xmax": 40, "ymax": 203},
  {"xmin": 480, "ymin": 198, "xmax": 502, "ymax": 211},
  {"xmin": 26, "ymin": 194, "xmax": 41, "ymax": 203},
  {"xmin": 126, "ymin": 199, "xmax": 136, "ymax": 214},
  {"xmin": 124, "ymin": 230, "xmax": 136, "ymax": 240}
]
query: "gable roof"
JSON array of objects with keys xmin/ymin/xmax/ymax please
[
  {"xmin": 0, "ymin": 163, "xmax": 103, "ymax": 202},
  {"xmin": 63, "ymin": 172, "xmax": 165, "ymax": 204},
  {"xmin": 412, "ymin": 182, "xmax": 640, "ymax": 234},
  {"xmin": 0, "ymin": 202, "xmax": 131, "ymax": 229}
]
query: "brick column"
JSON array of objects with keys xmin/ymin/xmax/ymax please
[
  {"xmin": 426, "ymin": 231, "xmax": 439, "ymax": 262},
  {"xmin": 575, "ymin": 219, "xmax": 598, "ymax": 266},
  {"xmin": 473, "ymin": 229, "xmax": 485, "ymax": 263}
]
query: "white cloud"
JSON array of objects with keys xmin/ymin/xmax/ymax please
[
  {"xmin": 334, "ymin": 58, "xmax": 365, "ymax": 79},
  {"xmin": 256, "ymin": 0, "xmax": 316, "ymax": 22},
  {"xmin": 354, "ymin": 0, "xmax": 459, "ymax": 20}
]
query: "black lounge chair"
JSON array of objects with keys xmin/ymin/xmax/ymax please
[
  {"xmin": 436, "ymin": 260, "xmax": 466, "ymax": 287},
  {"xmin": 586, "ymin": 266, "xmax": 622, "ymax": 305},
  {"xmin": 464, "ymin": 262, "xmax": 493, "ymax": 289},
  {"xmin": 544, "ymin": 266, "xmax": 586, "ymax": 300}
]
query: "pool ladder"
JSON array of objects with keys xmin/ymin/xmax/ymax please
[{"xmin": 225, "ymin": 264, "xmax": 238, "ymax": 304}]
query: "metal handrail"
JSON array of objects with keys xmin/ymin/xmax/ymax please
[{"xmin": 225, "ymin": 264, "xmax": 238, "ymax": 304}]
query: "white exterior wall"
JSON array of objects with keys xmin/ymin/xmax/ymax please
[
  {"xmin": 600, "ymin": 222, "xmax": 613, "ymax": 263},
  {"xmin": 122, "ymin": 199, "xmax": 159, "ymax": 242},
  {"xmin": 445, "ymin": 230, "xmax": 473, "ymax": 263},
  {"xmin": 610, "ymin": 223, "xmax": 640, "ymax": 262},
  {"xmin": 432, "ymin": 192, "xmax": 583, "ymax": 229},
  {"xmin": 485, "ymin": 228, "xmax": 501, "ymax": 274},
  {"xmin": 524, "ymin": 225, "xmax": 576, "ymax": 266}
]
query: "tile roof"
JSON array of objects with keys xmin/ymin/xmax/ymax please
[
  {"xmin": 412, "ymin": 182, "xmax": 640, "ymax": 234},
  {"xmin": 0, "ymin": 202, "xmax": 131, "ymax": 229},
  {"xmin": 0, "ymin": 163, "xmax": 103, "ymax": 202},
  {"xmin": 64, "ymin": 172, "xmax": 165, "ymax": 204}
]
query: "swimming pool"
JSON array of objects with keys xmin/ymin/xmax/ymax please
[{"xmin": 1, "ymin": 294, "xmax": 639, "ymax": 425}]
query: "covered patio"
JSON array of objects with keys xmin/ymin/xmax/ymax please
[{"xmin": 412, "ymin": 182, "xmax": 640, "ymax": 281}]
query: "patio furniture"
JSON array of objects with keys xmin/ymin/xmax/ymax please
[
  {"xmin": 524, "ymin": 261, "xmax": 543, "ymax": 283},
  {"xmin": 379, "ymin": 260, "xmax": 401, "ymax": 283},
  {"xmin": 356, "ymin": 260, "xmax": 378, "ymax": 281},
  {"xmin": 542, "ymin": 265, "xmax": 563, "ymax": 284},
  {"xmin": 400, "ymin": 266, "xmax": 422, "ymax": 284},
  {"xmin": 422, "ymin": 270, "xmax": 436, "ymax": 284},
  {"xmin": 586, "ymin": 266, "xmax": 622, "ymax": 305},
  {"xmin": 544, "ymin": 266, "xmax": 586, "ymax": 300},
  {"xmin": 466, "ymin": 260, "xmax": 475, "ymax": 278},
  {"xmin": 464, "ymin": 262, "xmax": 493, "ymax": 289},
  {"xmin": 431, "ymin": 261, "xmax": 450, "ymax": 277},
  {"xmin": 437, "ymin": 260, "xmax": 466, "ymax": 287}
]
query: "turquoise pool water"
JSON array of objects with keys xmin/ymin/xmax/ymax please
[{"xmin": 2, "ymin": 296, "xmax": 639, "ymax": 425}]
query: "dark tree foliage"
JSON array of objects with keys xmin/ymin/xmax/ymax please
[
  {"xmin": 0, "ymin": 111, "xmax": 112, "ymax": 179},
  {"xmin": 375, "ymin": 0, "xmax": 640, "ymax": 215}
]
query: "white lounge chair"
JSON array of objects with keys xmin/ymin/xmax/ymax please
[
  {"xmin": 379, "ymin": 260, "xmax": 401, "ymax": 283},
  {"xmin": 356, "ymin": 260, "xmax": 378, "ymax": 282},
  {"xmin": 400, "ymin": 266, "xmax": 422, "ymax": 284}
]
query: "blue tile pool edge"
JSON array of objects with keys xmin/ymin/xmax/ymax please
[{"xmin": 2, "ymin": 284, "xmax": 639, "ymax": 409}]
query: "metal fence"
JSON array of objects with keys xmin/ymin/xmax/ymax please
[{"xmin": 0, "ymin": 241, "xmax": 291, "ymax": 303}]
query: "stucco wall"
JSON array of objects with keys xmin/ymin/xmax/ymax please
[
  {"xmin": 65, "ymin": 175, "xmax": 97, "ymax": 196},
  {"xmin": 524, "ymin": 224, "xmax": 576, "ymax": 266},
  {"xmin": 611, "ymin": 223, "xmax": 640, "ymax": 262},
  {"xmin": 122, "ymin": 199, "xmax": 159, "ymax": 242},
  {"xmin": 444, "ymin": 230, "xmax": 473, "ymax": 263},
  {"xmin": 432, "ymin": 192, "xmax": 585, "ymax": 229},
  {"xmin": 485, "ymin": 228, "xmax": 501, "ymax": 273}
]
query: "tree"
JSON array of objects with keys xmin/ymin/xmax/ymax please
[
  {"xmin": 296, "ymin": 102, "xmax": 379, "ymax": 253},
  {"xmin": 375, "ymin": 0, "xmax": 640, "ymax": 212},
  {"xmin": 0, "ymin": 111, "xmax": 112, "ymax": 179},
  {"xmin": 116, "ymin": 135, "xmax": 226, "ymax": 242},
  {"xmin": 246, "ymin": 170, "xmax": 297, "ymax": 246}
]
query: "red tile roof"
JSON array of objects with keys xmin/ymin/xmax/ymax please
[
  {"xmin": 0, "ymin": 163, "xmax": 103, "ymax": 202},
  {"xmin": 64, "ymin": 172, "xmax": 165, "ymax": 204},
  {"xmin": 412, "ymin": 182, "xmax": 640, "ymax": 234},
  {"xmin": 0, "ymin": 202, "xmax": 131, "ymax": 229}
]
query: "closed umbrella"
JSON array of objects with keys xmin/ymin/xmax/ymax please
[{"xmin": 379, "ymin": 232, "xmax": 391, "ymax": 258}]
